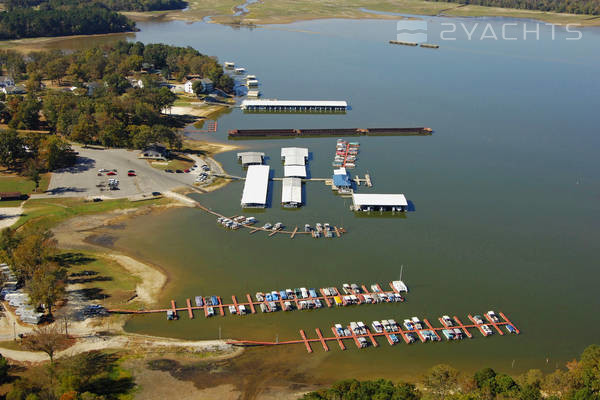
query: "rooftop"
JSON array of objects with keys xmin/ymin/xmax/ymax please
[
  {"xmin": 281, "ymin": 147, "xmax": 308, "ymax": 166},
  {"xmin": 237, "ymin": 152, "xmax": 264, "ymax": 165},
  {"xmin": 281, "ymin": 177, "xmax": 302, "ymax": 204},
  {"xmin": 241, "ymin": 165, "xmax": 270, "ymax": 206},
  {"xmin": 284, "ymin": 165, "xmax": 307, "ymax": 178},
  {"xmin": 352, "ymin": 193, "xmax": 408, "ymax": 207}
]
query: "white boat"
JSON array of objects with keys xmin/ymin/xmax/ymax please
[
  {"xmin": 403, "ymin": 319, "xmax": 414, "ymax": 330},
  {"xmin": 372, "ymin": 321, "xmax": 383, "ymax": 333},
  {"xmin": 411, "ymin": 317, "xmax": 423, "ymax": 329},
  {"xmin": 487, "ymin": 310, "xmax": 500, "ymax": 323},
  {"xmin": 482, "ymin": 325, "xmax": 493, "ymax": 336},
  {"xmin": 442, "ymin": 315, "xmax": 454, "ymax": 326},
  {"xmin": 392, "ymin": 280, "xmax": 408, "ymax": 293},
  {"xmin": 228, "ymin": 305, "xmax": 237, "ymax": 314}
]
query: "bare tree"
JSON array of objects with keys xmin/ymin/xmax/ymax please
[{"xmin": 21, "ymin": 324, "xmax": 70, "ymax": 364}]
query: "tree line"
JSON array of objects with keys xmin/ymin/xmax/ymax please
[
  {"xmin": 1, "ymin": 41, "xmax": 234, "ymax": 149},
  {"xmin": 429, "ymin": 0, "xmax": 600, "ymax": 15},
  {"xmin": 0, "ymin": 2, "xmax": 136, "ymax": 40},
  {"xmin": 2, "ymin": 0, "xmax": 187, "ymax": 12},
  {"xmin": 303, "ymin": 344, "xmax": 600, "ymax": 399}
]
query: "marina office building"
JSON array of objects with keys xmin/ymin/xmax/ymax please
[{"xmin": 241, "ymin": 165, "xmax": 270, "ymax": 208}]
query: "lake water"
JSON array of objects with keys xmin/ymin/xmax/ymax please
[{"xmin": 88, "ymin": 15, "xmax": 599, "ymax": 384}]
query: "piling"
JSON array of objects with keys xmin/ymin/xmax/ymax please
[
  {"xmin": 246, "ymin": 294, "xmax": 256, "ymax": 314},
  {"xmin": 366, "ymin": 328, "xmax": 379, "ymax": 347}
]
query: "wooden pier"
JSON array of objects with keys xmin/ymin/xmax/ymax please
[
  {"xmin": 353, "ymin": 174, "xmax": 372, "ymax": 187},
  {"xmin": 227, "ymin": 312, "xmax": 520, "ymax": 353},
  {"xmin": 108, "ymin": 280, "xmax": 405, "ymax": 317}
]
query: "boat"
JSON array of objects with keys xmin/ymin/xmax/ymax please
[
  {"xmin": 442, "ymin": 329, "xmax": 455, "ymax": 340},
  {"xmin": 442, "ymin": 315, "xmax": 453, "ymax": 326},
  {"xmin": 453, "ymin": 328, "xmax": 463, "ymax": 339},
  {"xmin": 166, "ymin": 310, "xmax": 175, "ymax": 320},
  {"xmin": 357, "ymin": 321, "xmax": 367, "ymax": 334},
  {"xmin": 370, "ymin": 284, "xmax": 380, "ymax": 292},
  {"xmin": 206, "ymin": 307, "xmax": 215, "ymax": 317},
  {"xmin": 342, "ymin": 283, "xmax": 351, "ymax": 294},
  {"xmin": 358, "ymin": 337, "xmax": 368, "ymax": 348},
  {"xmin": 411, "ymin": 317, "xmax": 423, "ymax": 329},
  {"xmin": 391, "ymin": 280, "xmax": 408, "ymax": 292},
  {"xmin": 482, "ymin": 325, "xmax": 493, "ymax": 336},
  {"xmin": 260, "ymin": 303, "xmax": 268, "ymax": 313},
  {"xmin": 388, "ymin": 319, "xmax": 399, "ymax": 331},
  {"xmin": 273, "ymin": 222, "xmax": 283, "ymax": 230},
  {"xmin": 228, "ymin": 305, "xmax": 237, "ymax": 314},
  {"xmin": 473, "ymin": 315, "xmax": 484, "ymax": 324},
  {"xmin": 389, "ymin": 334, "xmax": 399, "ymax": 344},
  {"xmin": 255, "ymin": 292, "xmax": 265, "ymax": 301},
  {"xmin": 487, "ymin": 310, "xmax": 500, "ymax": 323},
  {"xmin": 506, "ymin": 324, "xmax": 517, "ymax": 334},
  {"xmin": 381, "ymin": 320, "xmax": 392, "ymax": 332},
  {"xmin": 304, "ymin": 224, "xmax": 311, "ymax": 232},
  {"xmin": 195, "ymin": 296, "xmax": 203, "ymax": 307},
  {"xmin": 224, "ymin": 61, "xmax": 235, "ymax": 69},
  {"xmin": 372, "ymin": 320, "xmax": 383, "ymax": 333},
  {"xmin": 283, "ymin": 301, "xmax": 292, "ymax": 311},
  {"xmin": 239, "ymin": 305, "xmax": 247, "ymax": 315},
  {"xmin": 262, "ymin": 223, "xmax": 272, "ymax": 229}
]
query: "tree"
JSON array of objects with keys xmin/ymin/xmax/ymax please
[
  {"xmin": 25, "ymin": 158, "xmax": 43, "ymax": 192},
  {"xmin": 26, "ymin": 261, "xmax": 66, "ymax": 317},
  {"xmin": 70, "ymin": 114, "xmax": 98, "ymax": 147},
  {"xmin": 40, "ymin": 136, "xmax": 75, "ymax": 171},
  {"xmin": 21, "ymin": 325, "xmax": 70, "ymax": 364},
  {"xmin": 11, "ymin": 229, "xmax": 57, "ymax": 281},
  {"xmin": 422, "ymin": 364, "xmax": 459, "ymax": 399},
  {"xmin": 0, "ymin": 129, "xmax": 25, "ymax": 169},
  {"xmin": 0, "ymin": 353, "xmax": 9, "ymax": 384}
]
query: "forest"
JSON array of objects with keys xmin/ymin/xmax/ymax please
[
  {"xmin": 303, "ymin": 344, "xmax": 600, "ymax": 400},
  {"xmin": 1, "ymin": 0, "xmax": 186, "ymax": 11},
  {"xmin": 0, "ymin": 2, "xmax": 135, "ymax": 40},
  {"xmin": 0, "ymin": 41, "xmax": 233, "ymax": 149},
  {"xmin": 428, "ymin": 0, "xmax": 600, "ymax": 15}
]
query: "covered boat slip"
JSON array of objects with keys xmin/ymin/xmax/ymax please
[
  {"xmin": 241, "ymin": 165, "xmax": 270, "ymax": 208},
  {"xmin": 281, "ymin": 147, "xmax": 309, "ymax": 166},
  {"xmin": 284, "ymin": 165, "xmax": 307, "ymax": 178},
  {"xmin": 237, "ymin": 151, "xmax": 265, "ymax": 166},
  {"xmin": 281, "ymin": 177, "xmax": 302, "ymax": 207},
  {"xmin": 241, "ymin": 99, "xmax": 348, "ymax": 112},
  {"xmin": 352, "ymin": 193, "xmax": 408, "ymax": 212}
]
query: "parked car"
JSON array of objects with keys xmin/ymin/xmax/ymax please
[
  {"xmin": 184, "ymin": 169, "xmax": 190, "ymax": 173},
  {"xmin": 107, "ymin": 171, "xmax": 117, "ymax": 176},
  {"xmin": 165, "ymin": 169, "xmax": 174, "ymax": 173},
  {"xmin": 152, "ymin": 192, "xmax": 161, "ymax": 196},
  {"xmin": 175, "ymin": 169, "xmax": 183, "ymax": 173},
  {"xmin": 98, "ymin": 168, "xmax": 108, "ymax": 173},
  {"xmin": 127, "ymin": 172, "xmax": 136, "ymax": 176},
  {"xmin": 202, "ymin": 165, "xmax": 210, "ymax": 171}
]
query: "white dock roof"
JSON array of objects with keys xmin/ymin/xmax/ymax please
[
  {"xmin": 281, "ymin": 147, "xmax": 308, "ymax": 166},
  {"xmin": 284, "ymin": 165, "xmax": 307, "ymax": 178},
  {"xmin": 281, "ymin": 178, "xmax": 302, "ymax": 204},
  {"xmin": 237, "ymin": 152, "xmax": 264, "ymax": 165},
  {"xmin": 241, "ymin": 99, "xmax": 347, "ymax": 108},
  {"xmin": 241, "ymin": 165, "xmax": 270, "ymax": 206},
  {"xmin": 333, "ymin": 167, "xmax": 347, "ymax": 175},
  {"xmin": 352, "ymin": 193, "xmax": 408, "ymax": 207}
]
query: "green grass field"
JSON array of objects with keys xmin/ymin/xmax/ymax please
[
  {"xmin": 0, "ymin": 174, "xmax": 51, "ymax": 194},
  {"xmin": 15, "ymin": 197, "xmax": 170, "ymax": 231}
]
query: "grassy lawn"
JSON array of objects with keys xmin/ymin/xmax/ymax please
[
  {"xmin": 15, "ymin": 197, "xmax": 170, "ymax": 231},
  {"xmin": 64, "ymin": 251, "xmax": 141, "ymax": 309},
  {"xmin": 148, "ymin": 154, "xmax": 195, "ymax": 171},
  {"xmin": 0, "ymin": 173, "xmax": 51, "ymax": 194}
]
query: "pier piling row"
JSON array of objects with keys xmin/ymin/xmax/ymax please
[
  {"xmin": 108, "ymin": 281, "xmax": 405, "ymax": 316},
  {"xmin": 227, "ymin": 312, "xmax": 520, "ymax": 353}
]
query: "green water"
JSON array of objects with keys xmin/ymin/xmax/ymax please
[{"xmin": 89, "ymin": 17, "xmax": 600, "ymax": 381}]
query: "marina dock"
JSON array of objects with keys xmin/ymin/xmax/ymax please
[
  {"xmin": 228, "ymin": 127, "xmax": 433, "ymax": 139},
  {"xmin": 108, "ymin": 280, "xmax": 407, "ymax": 317},
  {"xmin": 226, "ymin": 312, "xmax": 520, "ymax": 353}
]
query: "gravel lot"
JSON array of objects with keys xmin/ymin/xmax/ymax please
[{"xmin": 44, "ymin": 146, "xmax": 204, "ymax": 199}]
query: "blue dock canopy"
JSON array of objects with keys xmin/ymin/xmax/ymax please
[{"xmin": 333, "ymin": 174, "xmax": 352, "ymax": 187}]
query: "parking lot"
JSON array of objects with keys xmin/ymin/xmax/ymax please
[{"xmin": 44, "ymin": 146, "xmax": 207, "ymax": 199}]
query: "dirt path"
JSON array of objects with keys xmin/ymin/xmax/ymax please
[{"xmin": 0, "ymin": 205, "xmax": 24, "ymax": 230}]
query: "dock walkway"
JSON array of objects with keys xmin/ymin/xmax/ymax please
[{"xmin": 227, "ymin": 312, "xmax": 519, "ymax": 353}]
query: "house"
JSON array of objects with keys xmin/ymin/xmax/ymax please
[
  {"xmin": 184, "ymin": 79, "xmax": 196, "ymax": 94},
  {"xmin": 0, "ymin": 76, "xmax": 15, "ymax": 88},
  {"xmin": 129, "ymin": 78, "xmax": 144, "ymax": 89},
  {"xmin": 184, "ymin": 78, "xmax": 213, "ymax": 94},
  {"xmin": 84, "ymin": 82, "xmax": 102, "ymax": 96},
  {"xmin": 199, "ymin": 78, "xmax": 213, "ymax": 93},
  {"xmin": 141, "ymin": 63, "xmax": 154, "ymax": 72},
  {"xmin": 140, "ymin": 143, "xmax": 169, "ymax": 160}
]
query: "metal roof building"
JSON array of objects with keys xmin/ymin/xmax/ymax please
[
  {"xmin": 237, "ymin": 152, "xmax": 264, "ymax": 166},
  {"xmin": 352, "ymin": 193, "xmax": 408, "ymax": 211},
  {"xmin": 241, "ymin": 99, "xmax": 347, "ymax": 111},
  {"xmin": 284, "ymin": 165, "xmax": 307, "ymax": 178},
  {"xmin": 281, "ymin": 147, "xmax": 308, "ymax": 166},
  {"xmin": 281, "ymin": 177, "xmax": 302, "ymax": 207},
  {"xmin": 333, "ymin": 174, "xmax": 352, "ymax": 187},
  {"xmin": 241, "ymin": 165, "xmax": 270, "ymax": 208}
]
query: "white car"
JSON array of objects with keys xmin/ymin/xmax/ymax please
[{"xmin": 98, "ymin": 168, "xmax": 108, "ymax": 172}]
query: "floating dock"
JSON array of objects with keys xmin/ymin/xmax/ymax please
[
  {"xmin": 108, "ymin": 280, "xmax": 405, "ymax": 316},
  {"xmin": 228, "ymin": 127, "xmax": 433, "ymax": 139},
  {"xmin": 227, "ymin": 312, "xmax": 520, "ymax": 353},
  {"xmin": 241, "ymin": 99, "xmax": 348, "ymax": 112},
  {"xmin": 389, "ymin": 40, "xmax": 418, "ymax": 46}
]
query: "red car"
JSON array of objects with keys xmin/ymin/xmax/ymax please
[
  {"xmin": 127, "ymin": 172, "xmax": 136, "ymax": 176},
  {"xmin": 107, "ymin": 171, "xmax": 117, "ymax": 176}
]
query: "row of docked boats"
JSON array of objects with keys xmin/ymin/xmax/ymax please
[
  {"xmin": 305, "ymin": 223, "xmax": 334, "ymax": 238},
  {"xmin": 261, "ymin": 222, "xmax": 284, "ymax": 230},
  {"xmin": 217, "ymin": 215, "xmax": 257, "ymax": 229},
  {"xmin": 332, "ymin": 139, "xmax": 359, "ymax": 168}
]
